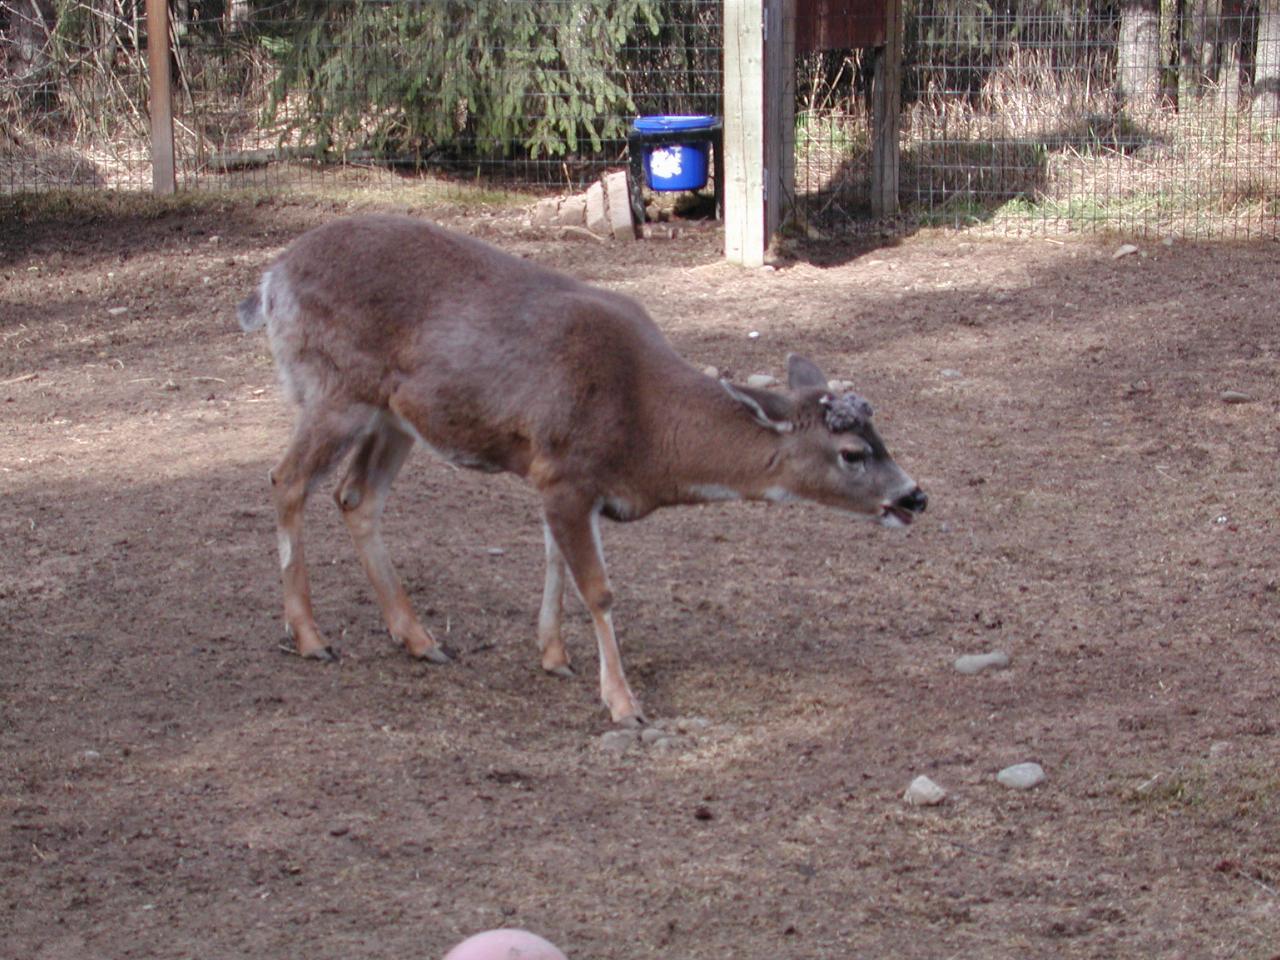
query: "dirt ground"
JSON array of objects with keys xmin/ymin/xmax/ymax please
[{"xmin": 2, "ymin": 193, "xmax": 1278, "ymax": 960}]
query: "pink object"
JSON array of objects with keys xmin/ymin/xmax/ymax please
[{"xmin": 443, "ymin": 929, "xmax": 569, "ymax": 960}]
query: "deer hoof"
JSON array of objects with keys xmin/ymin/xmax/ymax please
[
  {"xmin": 544, "ymin": 663, "xmax": 576, "ymax": 679},
  {"xmin": 282, "ymin": 641, "xmax": 339, "ymax": 662},
  {"xmin": 415, "ymin": 644, "xmax": 452, "ymax": 665}
]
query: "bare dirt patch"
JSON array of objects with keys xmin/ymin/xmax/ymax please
[{"xmin": 3, "ymin": 196, "xmax": 1278, "ymax": 959}]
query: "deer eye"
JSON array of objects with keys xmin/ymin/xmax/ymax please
[{"xmin": 839, "ymin": 449, "xmax": 868, "ymax": 467}]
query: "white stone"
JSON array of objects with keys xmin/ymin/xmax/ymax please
[
  {"xmin": 1221, "ymin": 390, "xmax": 1253, "ymax": 404},
  {"xmin": 603, "ymin": 171, "xmax": 635, "ymax": 241},
  {"xmin": 1112, "ymin": 243, "xmax": 1140, "ymax": 259},
  {"xmin": 940, "ymin": 368, "xmax": 963, "ymax": 379},
  {"xmin": 746, "ymin": 373, "xmax": 779, "ymax": 389},
  {"xmin": 954, "ymin": 650, "xmax": 1010, "ymax": 675},
  {"xmin": 600, "ymin": 729, "xmax": 640, "ymax": 752},
  {"xmin": 904, "ymin": 775, "xmax": 947, "ymax": 806},
  {"xmin": 585, "ymin": 181, "xmax": 609, "ymax": 236},
  {"xmin": 532, "ymin": 196, "xmax": 560, "ymax": 227},
  {"xmin": 558, "ymin": 194, "xmax": 587, "ymax": 227},
  {"xmin": 108, "ymin": 306, "xmax": 128, "ymax": 316},
  {"xmin": 997, "ymin": 762, "xmax": 1045, "ymax": 790},
  {"xmin": 702, "ymin": 365, "xmax": 719, "ymax": 379}
]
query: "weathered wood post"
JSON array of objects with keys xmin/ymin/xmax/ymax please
[
  {"xmin": 724, "ymin": 0, "xmax": 767, "ymax": 265},
  {"xmin": 147, "ymin": 0, "xmax": 176, "ymax": 195},
  {"xmin": 870, "ymin": 0, "xmax": 902, "ymax": 217}
]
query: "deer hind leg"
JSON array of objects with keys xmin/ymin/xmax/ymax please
[
  {"xmin": 537, "ymin": 520, "xmax": 573, "ymax": 678},
  {"xmin": 270, "ymin": 403, "xmax": 373, "ymax": 660},
  {"xmin": 334, "ymin": 415, "xmax": 449, "ymax": 664},
  {"xmin": 542, "ymin": 491, "xmax": 643, "ymax": 725}
]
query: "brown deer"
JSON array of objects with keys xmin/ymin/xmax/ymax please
[{"xmin": 239, "ymin": 215, "xmax": 926, "ymax": 724}]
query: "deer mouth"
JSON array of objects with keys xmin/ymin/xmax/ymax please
[{"xmin": 879, "ymin": 504, "xmax": 918, "ymax": 527}]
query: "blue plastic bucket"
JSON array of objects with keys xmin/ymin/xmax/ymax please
[{"xmin": 633, "ymin": 115, "xmax": 717, "ymax": 191}]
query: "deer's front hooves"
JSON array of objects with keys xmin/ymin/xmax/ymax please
[
  {"xmin": 414, "ymin": 644, "xmax": 453, "ymax": 665},
  {"xmin": 544, "ymin": 663, "xmax": 576, "ymax": 679},
  {"xmin": 281, "ymin": 641, "xmax": 339, "ymax": 662},
  {"xmin": 613, "ymin": 709, "xmax": 647, "ymax": 729}
]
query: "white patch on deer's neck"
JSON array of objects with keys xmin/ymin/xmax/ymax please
[
  {"xmin": 687, "ymin": 484, "xmax": 742, "ymax": 503},
  {"xmin": 763, "ymin": 486, "xmax": 800, "ymax": 504}
]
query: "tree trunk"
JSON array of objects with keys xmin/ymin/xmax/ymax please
[
  {"xmin": 1217, "ymin": 0, "xmax": 1243, "ymax": 107},
  {"xmin": 1255, "ymin": 0, "xmax": 1280, "ymax": 115},
  {"xmin": 1118, "ymin": 0, "xmax": 1163, "ymax": 109}
]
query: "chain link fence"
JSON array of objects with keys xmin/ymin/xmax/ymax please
[{"xmin": 3, "ymin": 1, "xmax": 1277, "ymax": 237}]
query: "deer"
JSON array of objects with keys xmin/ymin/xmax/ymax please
[{"xmin": 238, "ymin": 215, "xmax": 926, "ymax": 725}]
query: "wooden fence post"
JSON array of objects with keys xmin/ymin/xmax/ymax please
[
  {"xmin": 147, "ymin": 0, "xmax": 176, "ymax": 195},
  {"xmin": 870, "ymin": 0, "xmax": 902, "ymax": 217},
  {"xmin": 724, "ymin": 0, "xmax": 766, "ymax": 266}
]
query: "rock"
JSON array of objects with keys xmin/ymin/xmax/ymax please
[
  {"xmin": 1221, "ymin": 390, "xmax": 1254, "ymax": 404},
  {"xmin": 676, "ymin": 716, "xmax": 711, "ymax": 733},
  {"xmin": 904, "ymin": 775, "xmax": 947, "ymax": 806},
  {"xmin": 600, "ymin": 729, "xmax": 640, "ymax": 753},
  {"xmin": 107, "ymin": 306, "xmax": 128, "ymax": 316},
  {"xmin": 532, "ymin": 196, "xmax": 560, "ymax": 227},
  {"xmin": 746, "ymin": 373, "xmax": 779, "ymax": 389},
  {"xmin": 485, "ymin": 547, "xmax": 506, "ymax": 557},
  {"xmin": 997, "ymin": 762, "xmax": 1045, "ymax": 790},
  {"xmin": 954, "ymin": 650, "xmax": 1010, "ymax": 675},
  {"xmin": 603, "ymin": 171, "xmax": 636, "ymax": 241},
  {"xmin": 649, "ymin": 735, "xmax": 687, "ymax": 753},
  {"xmin": 702, "ymin": 365, "xmax": 720, "ymax": 379},
  {"xmin": 585, "ymin": 181, "xmax": 609, "ymax": 236},
  {"xmin": 939, "ymin": 368, "xmax": 963, "ymax": 380},
  {"xmin": 1112, "ymin": 243, "xmax": 1140, "ymax": 259},
  {"xmin": 82, "ymin": 750, "xmax": 102, "ymax": 762},
  {"xmin": 827, "ymin": 379, "xmax": 854, "ymax": 393},
  {"xmin": 639, "ymin": 726, "xmax": 668, "ymax": 745},
  {"xmin": 558, "ymin": 195, "xmax": 587, "ymax": 227},
  {"xmin": 747, "ymin": 331, "xmax": 760, "ymax": 340}
]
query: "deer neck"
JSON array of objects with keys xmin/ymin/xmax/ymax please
[{"xmin": 645, "ymin": 370, "xmax": 791, "ymax": 508}]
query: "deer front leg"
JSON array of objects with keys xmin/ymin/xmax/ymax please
[
  {"xmin": 335, "ymin": 418, "xmax": 449, "ymax": 664},
  {"xmin": 538, "ymin": 520, "xmax": 574, "ymax": 677},
  {"xmin": 542, "ymin": 491, "xmax": 643, "ymax": 725}
]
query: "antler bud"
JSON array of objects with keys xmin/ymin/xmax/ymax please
[{"xmin": 820, "ymin": 392, "xmax": 873, "ymax": 433}]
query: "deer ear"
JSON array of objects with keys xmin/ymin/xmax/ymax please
[
  {"xmin": 720, "ymin": 380, "xmax": 795, "ymax": 433},
  {"xmin": 787, "ymin": 354, "xmax": 829, "ymax": 391}
]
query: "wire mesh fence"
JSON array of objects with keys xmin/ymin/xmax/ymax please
[
  {"xmin": 3, "ymin": 0, "xmax": 1277, "ymax": 238},
  {"xmin": 1, "ymin": 0, "xmax": 722, "ymax": 195},
  {"xmin": 793, "ymin": 1, "xmax": 1280, "ymax": 238}
]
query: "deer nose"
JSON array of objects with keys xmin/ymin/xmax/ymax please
[{"xmin": 896, "ymin": 487, "xmax": 927, "ymax": 514}]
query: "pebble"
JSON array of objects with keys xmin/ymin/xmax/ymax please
[
  {"xmin": 1112, "ymin": 243, "xmax": 1140, "ymax": 259},
  {"xmin": 746, "ymin": 373, "xmax": 779, "ymax": 389},
  {"xmin": 1221, "ymin": 390, "xmax": 1253, "ymax": 404},
  {"xmin": 954, "ymin": 650, "xmax": 1010, "ymax": 675},
  {"xmin": 997, "ymin": 762, "xmax": 1045, "ymax": 790},
  {"xmin": 599, "ymin": 729, "xmax": 640, "ymax": 752},
  {"xmin": 702, "ymin": 365, "xmax": 720, "ymax": 379},
  {"xmin": 904, "ymin": 775, "xmax": 947, "ymax": 806},
  {"xmin": 940, "ymin": 368, "xmax": 963, "ymax": 379},
  {"xmin": 107, "ymin": 306, "xmax": 129, "ymax": 316},
  {"xmin": 82, "ymin": 750, "xmax": 102, "ymax": 762},
  {"xmin": 485, "ymin": 547, "xmax": 506, "ymax": 557}
]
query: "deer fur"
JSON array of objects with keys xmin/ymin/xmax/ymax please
[{"xmin": 239, "ymin": 215, "xmax": 926, "ymax": 724}]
